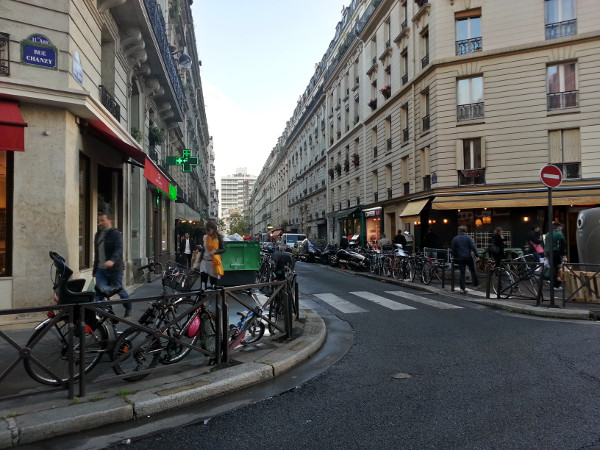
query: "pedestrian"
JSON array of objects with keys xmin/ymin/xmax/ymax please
[
  {"xmin": 545, "ymin": 222, "xmax": 567, "ymax": 289},
  {"xmin": 393, "ymin": 230, "xmax": 408, "ymax": 248},
  {"xmin": 199, "ymin": 220, "xmax": 225, "ymax": 290},
  {"xmin": 451, "ymin": 225, "xmax": 480, "ymax": 294},
  {"xmin": 178, "ymin": 232, "xmax": 195, "ymax": 267},
  {"xmin": 403, "ymin": 230, "xmax": 414, "ymax": 254},
  {"xmin": 92, "ymin": 213, "xmax": 132, "ymax": 318},
  {"xmin": 378, "ymin": 233, "xmax": 392, "ymax": 250},
  {"xmin": 422, "ymin": 227, "xmax": 441, "ymax": 249},
  {"xmin": 527, "ymin": 225, "xmax": 545, "ymax": 262},
  {"xmin": 489, "ymin": 226, "xmax": 506, "ymax": 267}
]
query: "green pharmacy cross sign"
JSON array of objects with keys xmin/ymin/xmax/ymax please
[{"xmin": 166, "ymin": 149, "xmax": 198, "ymax": 173}]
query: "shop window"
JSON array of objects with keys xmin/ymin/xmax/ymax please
[{"xmin": 0, "ymin": 151, "xmax": 12, "ymax": 276}]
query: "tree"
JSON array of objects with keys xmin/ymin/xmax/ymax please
[{"xmin": 228, "ymin": 212, "xmax": 251, "ymax": 236}]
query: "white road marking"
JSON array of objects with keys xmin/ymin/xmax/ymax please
[
  {"xmin": 350, "ymin": 291, "xmax": 416, "ymax": 310},
  {"xmin": 314, "ymin": 293, "xmax": 367, "ymax": 313},
  {"xmin": 385, "ymin": 291, "xmax": 463, "ymax": 309}
]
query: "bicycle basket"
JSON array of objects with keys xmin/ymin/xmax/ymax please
[{"xmin": 166, "ymin": 261, "xmax": 201, "ymax": 292}]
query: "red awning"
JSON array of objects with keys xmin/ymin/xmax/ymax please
[
  {"xmin": 144, "ymin": 157, "xmax": 170, "ymax": 192},
  {"xmin": 86, "ymin": 119, "xmax": 145, "ymax": 164},
  {"xmin": 0, "ymin": 99, "xmax": 27, "ymax": 151}
]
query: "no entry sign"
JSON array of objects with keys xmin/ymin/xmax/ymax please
[{"xmin": 540, "ymin": 164, "xmax": 563, "ymax": 188}]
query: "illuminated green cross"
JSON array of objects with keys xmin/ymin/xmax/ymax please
[{"xmin": 166, "ymin": 149, "xmax": 198, "ymax": 173}]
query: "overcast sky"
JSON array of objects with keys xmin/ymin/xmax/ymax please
[{"xmin": 191, "ymin": 1, "xmax": 346, "ymax": 185}]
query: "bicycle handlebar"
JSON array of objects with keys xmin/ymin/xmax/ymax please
[{"xmin": 138, "ymin": 261, "xmax": 163, "ymax": 272}]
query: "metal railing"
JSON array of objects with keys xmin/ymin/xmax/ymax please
[{"xmin": 0, "ymin": 277, "xmax": 298, "ymax": 400}]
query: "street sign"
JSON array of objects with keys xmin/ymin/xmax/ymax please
[{"xmin": 540, "ymin": 164, "xmax": 563, "ymax": 188}]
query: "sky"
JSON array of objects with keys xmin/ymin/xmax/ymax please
[{"xmin": 190, "ymin": 1, "xmax": 346, "ymax": 185}]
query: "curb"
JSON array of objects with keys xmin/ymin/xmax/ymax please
[{"xmin": 0, "ymin": 308, "xmax": 326, "ymax": 448}]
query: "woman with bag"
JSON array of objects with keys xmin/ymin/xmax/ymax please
[
  {"xmin": 199, "ymin": 220, "xmax": 226, "ymax": 290},
  {"xmin": 527, "ymin": 225, "xmax": 545, "ymax": 262}
]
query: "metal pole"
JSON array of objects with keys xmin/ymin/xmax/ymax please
[{"xmin": 548, "ymin": 187, "xmax": 555, "ymax": 307}]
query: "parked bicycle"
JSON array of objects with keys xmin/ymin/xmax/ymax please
[
  {"xmin": 490, "ymin": 253, "xmax": 542, "ymax": 299},
  {"xmin": 406, "ymin": 251, "xmax": 434, "ymax": 285},
  {"xmin": 24, "ymin": 252, "xmax": 124, "ymax": 386},
  {"xmin": 111, "ymin": 261, "xmax": 217, "ymax": 382},
  {"xmin": 228, "ymin": 293, "xmax": 266, "ymax": 349}
]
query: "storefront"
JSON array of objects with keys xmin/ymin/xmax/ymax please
[
  {"xmin": 330, "ymin": 207, "xmax": 364, "ymax": 246},
  {"xmin": 363, "ymin": 207, "xmax": 382, "ymax": 248}
]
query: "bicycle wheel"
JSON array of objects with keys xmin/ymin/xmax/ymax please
[
  {"xmin": 391, "ymin": 258, "xmax": 401, "ymax": 279},
  {"xmin": 241, "ymin": 318, "xmax": 265, "ymax": 345},
  {"xmin": 200, "ymin": 311, "xmax": 217, "ymax": 354},
  {"xmin": 421, "ymin": 261, "xmax": 433, "ymax": 285},
  {"xmin": 268, "ymin": 292, "xmax": 285, "ymax": 334},
  {"xmin": 112, "ymin": 327, "xmax": 160, "ymax": 382},
  {"xmin": 369, "ymin": 256, "xmax": 377, "ymax": 274},
  {"xmin": 407, "ymin": 259, "xmax": 416, "ymax": 282},
  {"xmin": 491, "ymin": 268, "xmax": 514, "ymax": 299},
  {"xmin": 382, "ymin": 257, "xmax": 391, "ymax": 277},
  {"xmin": 162, "ymin": 298, "xmax": 199, "ymax": 364},
  {"xmin": 24, "ymin": 312, "xmax": 108, "ymax": 386}
]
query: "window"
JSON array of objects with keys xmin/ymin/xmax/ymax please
[
  {"xmin": 401, "ymin": 104, "xmax": 409, "ymax": 142},
  {"xmin": 456, "ymin": 138, "xmax": 486, "ymax": 185},
  {"xmin": 455, "ymin": 9, "xmax": 482, "ymax": 55},
  {"xmin": 421, "ymin": 147, "xmax": 431, "ymax": 191},
  {"xmin": 385, "ymin": 116, "xmax": 392, "ymax": 151},
  {"xmin": 545, "ymin": 0, "xmax": 576, "ymax": 39},
  {"xmin": 401, "ymin": 48, "xmax": 408, "ymax": 85},
  {"xmin": 547, "ymin": 62, "xmax": 578, "ymax": 109},
  {"xmin": 457, "ymin": 76, "xmax": 484, "ymax": 121},
  {"xmin": 371, "ymin": 127, "xmax": 378, "ymax": 158},
  {"xmin": 422, "ymin": 90, "xmax": 430, "ymax": 131},
  {"xmin": 386, "ymin": 165, "xmax": 393, "ymax": 199},
  {"xmin": 549, "ymin": 129, "xmax": 581, "ymax": 179},
  {"xmin": 402, "ymin": 156, "xmax": 409, "ymax": 196},
  {"xmin": 401, "ymin": 1, "xmax": 408, "ymax": 29},
  {"xmin": 372, "ymin": 170, "xmax": 378, "ymax": 202},
  {"xmin": 421, "ymin": 27, "xmax": 429, "ymax": 68},
  {"xmin": 0, "ymin": 151, "xmax": 12, "ymax": 276},
  {"xmin": 79, "ymin": 154, "xmax": 91, "ymax": 269}
]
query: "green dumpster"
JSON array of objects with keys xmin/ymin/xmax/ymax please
[{"xmin": 220, "ymin": 241, "xmax": 260, "ymax": 286}]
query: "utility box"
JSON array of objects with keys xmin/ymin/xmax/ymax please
[{"xmin": 220, "ymin": 241, "xmax": 260, "ymax": 286}]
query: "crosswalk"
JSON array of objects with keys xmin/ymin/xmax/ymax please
[{"xmin": 314, "ymin": 290, "xmax": 462, "ymax": 314}]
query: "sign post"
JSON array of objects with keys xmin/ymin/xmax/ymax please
[{"xmin": 540, "ymin": 164, "xmax": 563, "ymax": 306}]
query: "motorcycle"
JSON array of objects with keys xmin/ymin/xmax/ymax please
[
  {"xmin": 330, "ymin": 245, "xmax": 370, "ymax": 271},
  {"xmin": 320, "ymin": 243, "xmax": 340, "ymax": 265}
]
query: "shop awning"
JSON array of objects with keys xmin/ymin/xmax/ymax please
[
  {"xmin": 270, "ymin": 229, "xmax": 283, "ymax": 238},
  {"xmin": 399, "ymin": 198, "xmax": 430, "ymax": 217},
  {"xmin": 0, "ymin": 99, "xmax": 27, "ymax": 151},
  {"xmin": 331, "ymin": 207, "xmax": 360, "ymax": 218},
  {"xmin": 144, "ymin": 157, "xmax": 174, "ymax": 198},
  {"xmin": 432, "ymin": 189, "xmax": 600, "ymax": 210},
  {"xmin": 86, "ymin": 119, "xmax": 145, "ymax": 164}
]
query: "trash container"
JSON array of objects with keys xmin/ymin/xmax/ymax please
[{"xmin": 220, "ymin": 241, "xmax": 261, "ymax": 286}]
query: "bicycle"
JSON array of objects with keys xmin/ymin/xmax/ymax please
[
  {"xmin": 228, "ymin": 294, "xmax": 266, "ymax": 349},
  {"xmin": 406, "ymin": 251, "xmax": 434, "ymax": 284},
  {"xmin": 23, "ymin": 251, "xmax": 124, "ymax": 386},
  {"xmin": 111, "ymin": 261, "xmax": 217, "ymax": 382},
  {"xmin": 266, "ymin": 252, "xmax": 297, "ymax": 335},
  {"xmin": 490, "ymin": 253, "xmax": 542, "ymax": 299}
]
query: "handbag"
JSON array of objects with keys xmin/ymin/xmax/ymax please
[{"xmin": 531, "ymin": 241, "xmax": 544, "ymax": 254}]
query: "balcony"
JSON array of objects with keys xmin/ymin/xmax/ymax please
[
  {"xmin": 374, "ymin": 192, "xmax": 378, "ymax": 202},
  {"xmin": 373, "ymin": 146, "xmax": 378, "ymax": 158},
  {"xmin": 457, "ymin": 102, "xmax": 484, "ymax": 121},
  {"xmin": 547, "ymin": 91, "xmax": 579, "ymax": 110},
  {"xmin": 421, "ymin": 54, "xmax": 429, "ymax": 68},
  {"xmin": 456, "ymin": 37, "xmax": 482, "ymax": 55},
  {"xmin": 387, "ymin": 188, "xmax": 392, "ymax": 200},
  {"xmin": 422, "ymin": 115, "xmax": 430, "ymax": 131},
  {"xmin": 458, "ymin": 168, "xmax": 486, "ymax": 186},
  {"xmin": 99, "ymin": 85, "xmax": 120, "ymax": 121},
  {"xmin": 386, "ymin": 138, "xmax": 392, "ymax": 150},
  {"xmin": 402, "ymin": 73, "xmax": 408, "ymax": 85},
  {"xmin": 403, "ymin": 128, "xmax": 409, "ymax": 142},
  {"xmin": 545, "ymin": 19, "xmax": 577, "ymax": 40},
  {"xmin": 403, "ymin": 182, "xmax": 410, "ymax": 196},
  {"xmin": 0, "ymin": 32, "xmax": 9, "ymax": 76}
]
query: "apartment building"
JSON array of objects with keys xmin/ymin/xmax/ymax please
[
  {"xmin": 0, "ymin": 0, "xmax": 212, "ymax": 308},
  {"xmin": 220, "ymin": 168, "xmax": 256, "ymax": 233},
  {"xmin": 251, "ymin": 0, "xmax": 600, "ymax": 260}
]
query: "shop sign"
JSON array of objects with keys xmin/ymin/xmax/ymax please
[
  {"xmin": 364, "ymin": 207, "xmax": 382, "ymax": 218},
  {"xmin": 21, "ymin": 34, "xmax": 58, "ymax": 70}
]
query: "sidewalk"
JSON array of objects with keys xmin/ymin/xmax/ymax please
[{"xmin": 0, "ymin": 280, "xmax": 326, "ymax": 448}]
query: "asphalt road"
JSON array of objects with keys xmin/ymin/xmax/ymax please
[{"xmin": 95, "ymin": 262, "xmax": 600, "ymax": 448}]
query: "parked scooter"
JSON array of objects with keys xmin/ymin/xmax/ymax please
[{"xmin": 330, "ymin": 244, "xmax": 370, "ymax": 271}]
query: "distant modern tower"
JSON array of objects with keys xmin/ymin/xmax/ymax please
[{"xmin": 220, "ymin": 168, "xmax": 257, "ymax": 233}]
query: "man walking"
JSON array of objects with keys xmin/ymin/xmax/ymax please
[
  {"xmin": 93, "ymin": 213, "xmax": 132, "ymax": 318},
  {"xmin": 451, "ymin": 225, "xmax": 480, "ymax": 294},
  {"xmin": 179, "ymin": 232, "xmax": 195, "ymax": 267}
]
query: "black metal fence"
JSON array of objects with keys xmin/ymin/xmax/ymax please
[{"xmin": 0, "ymin": 277, "xmax": 298, "ymax": 400}]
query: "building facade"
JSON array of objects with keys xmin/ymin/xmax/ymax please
[
  {"xmin": 250, "ymin": 0, "xmax": 600, "ymax": 260},
  {"xmin": 0, "ymin": 0, "xmax": 213, "ymax": 309}
]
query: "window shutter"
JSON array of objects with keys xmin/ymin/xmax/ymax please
[
  {"xmin": 548, "ymin": 130, "xmax": 562, "ymax": 163},
  {"xmin": 563, "ymin": 129, "xmax": 580, "ymax": 162},
  {"xmin": 480, "ymin": 137, "xmax": 486, "ymax": 168},
  {"xmin": 456, "ymin": 140, "xmax": 464, "ymax": 170}
]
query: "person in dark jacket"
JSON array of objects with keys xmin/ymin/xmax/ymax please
[
  {"xmin": 451, "ymin": 225, "xmax": 480, "ymax": 294},
  {"xmin": 422, "ymin": 227, "xmax": 441, "ymax": 249},
  {"xmin": 93, "ymin": 213, "xmax": 131, "ymax": 317},
  {"xmin": 490, "ymin": 226, "xmax": 506, "ymax": 267},
  {"xmin": 178, "ymin": 232, "xmax": 196, "ymax": 267},
  {"xmin": 545, "ymin": 222, "xmax": 567, "ymax": 289},
  {"xmin": 527, "ymin": 225, "xmax": 544, "ymax": 261}
]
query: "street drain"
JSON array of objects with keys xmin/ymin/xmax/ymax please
[{"xmin": 391, "ymin": 372, "xmax": 411, "ymax": 379}]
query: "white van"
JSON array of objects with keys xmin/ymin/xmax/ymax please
[{"xmin": 282, "ymin": 233, "xmax": 307, "ymax": 250}]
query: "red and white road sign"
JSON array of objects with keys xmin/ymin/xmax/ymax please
[{"xmin": 540, "ymin": 164, "xmax": 563, "ymax": 188}]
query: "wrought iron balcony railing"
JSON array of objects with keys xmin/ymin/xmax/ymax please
[
  {"xmin": 547, "ymin": 91, "xmax": 579, "ymax": 110},
  {"xmin": 456, "ymin": 37, "xmax": 482, "ymax": 55},
  {"xmin": 545, "ymin": 19, "xmax": 577, "ymax": 40},
  {"xmin": 99, "ymin": 85, "xmax": 120, "ymax": 121},
  {"xmin": 422, "ymin": 115, "xmax": 430, "ymax": 131},
  {"xmin": 457, "ymin": 102, "xmax": 484, "ymax": 121}
]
